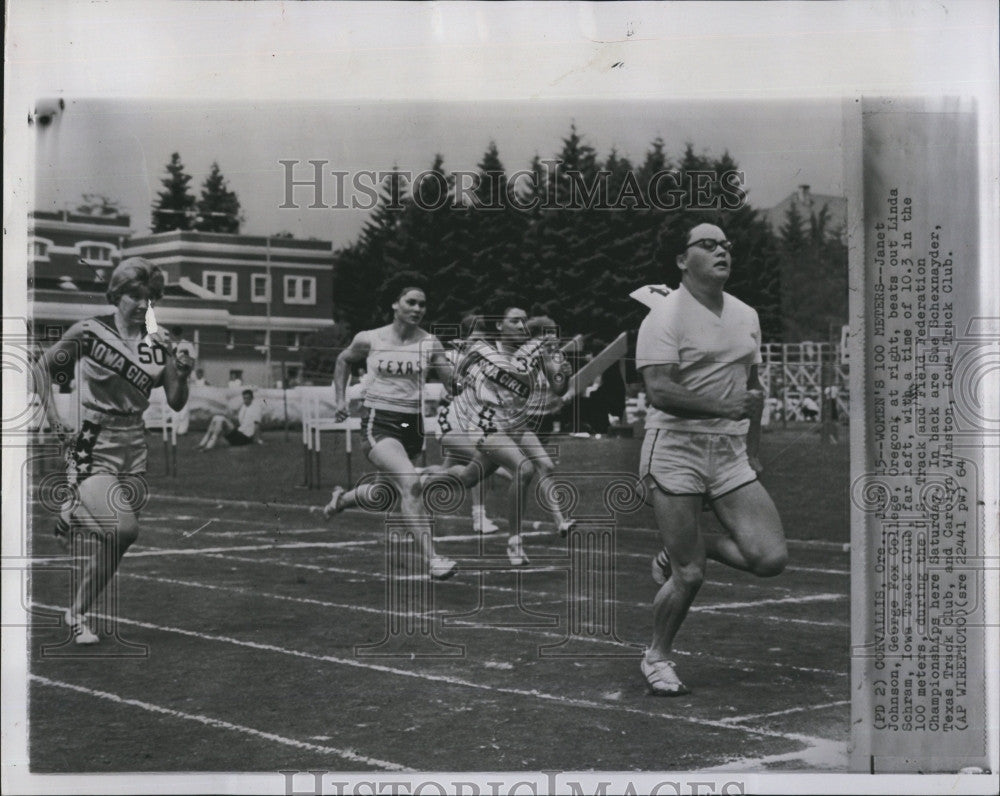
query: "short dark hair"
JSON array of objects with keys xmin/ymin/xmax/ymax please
[
  {"xmin": 395, "ymin": 286, "xmax": 426, "ymax": 302},
  {"xmin": 242, "ymin": 389, "xmax": 253, "ymax": 398}
]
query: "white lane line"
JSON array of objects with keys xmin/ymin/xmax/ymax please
[
  {"xmin": 31, "ymin": 601, "xmax": 829, "ymax": 749},
  {"xmin": 30, "ymin": 674, "xmax": 409, "ymax": 771},
  {"xmin": 694, "ymin": 593, "xmax": 845, "ymax": 612},
  {"xmin": 135, "ymin": 493, "xmax": 849, "ymax": 550},
  {"xmin": 32, "ymin": 541, "xmax": 848, "ymax": 629},
  {"xmin": 129, "ymin": 539, "xmax": 851, "ymax": 629},
  {"xmin": 718, "ymin": 700, "xmax": 851, "ymax": 725},
  {"xmin": 139, "ymin": 521, "xmax": 851, "ymax": 568},
  {"xmin": 180, "ymin": 550, "xmax": 850, "ymax": 621},
  {"xmin": 784, "ymin": 566, "xmax": 850, "ymax": 576},
  {"xmin": 126, "ymin": 541, "xmax": 377, "ymax": 558},
  {"xmin": 116, "ymin": 572, "xmax": 847, "ymax": 677}
]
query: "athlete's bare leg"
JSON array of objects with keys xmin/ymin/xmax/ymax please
[
  {"xmin": 199, "ymin": 415, "xmax": 234, "ymax": 450},
  {"xmin": 514, "ymin": 429, "xmax": 571, "ymax": 530},
  {"xmin": 647, "ymin": 489, "xmax": 705, "ymax": 661},
  {"xmin": 710, "ymin": 481, "xmax": 786, "ymax": 576},
  {"xmin": 652, "ymin": 486, "xmax": 786, "ymax": 574},
  {"xmin": 367, "ymin": 436, "xmax": 451, "ymax": 573},
  {"xmin": 68, "ymin": 474, "xmax": 141, "ymax": 617},
  {"xmin": 476, "ymin": 432, "xmax": 534, "ymax": 542}
]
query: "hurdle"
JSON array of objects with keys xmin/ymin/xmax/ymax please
[
  {"xmin": 300, "ymin": 388, "xmax": 361, "ymax": 489},
  {"xmin": 141, "ymin": 396, "xmax": 178, "ymax": 477}
]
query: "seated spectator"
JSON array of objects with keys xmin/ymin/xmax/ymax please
[
  {"xmin": 800, "ymin": 395, "xmax": 820, "ymax": 421},
  {"xmin": 197, "ymin": 389, "xmax": 263, "ymax": 450}
]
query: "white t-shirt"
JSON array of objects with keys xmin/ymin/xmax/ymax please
[
  {"xmin": 635, "ymin": 283, "xmax": 762, "ymax": 435},
  {"xmin": 237, "ymin": 401, "xmax": 263, "ymax": 437}
]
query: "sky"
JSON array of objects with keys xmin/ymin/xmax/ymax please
[{"xmin": 33, "ymin": 98, "xmax": 844, "ymax": 248}]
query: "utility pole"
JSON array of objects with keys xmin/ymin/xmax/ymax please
[{"xmin": 265, "ymin": 236, "xmax": 272, "ymax": 386}]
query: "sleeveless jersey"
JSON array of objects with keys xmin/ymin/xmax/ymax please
[
  {"xmin": 450, "ymin": 338, "xmax": 538, "ymax": 430},
  {"xmin": 74, "ymin": 314, "xmax": 168, "ymax": 417},
  {"xmin": 363, "ymin": 326, "xmax": 436, "ymax": 414},
  {"xmin": 519, "ymin": 338, "xmax": 562, "ymax": 418}
]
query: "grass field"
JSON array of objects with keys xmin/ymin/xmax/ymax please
[{"xmin": 26, "ymin": 424, "xmax": 851, "ymax": 774}]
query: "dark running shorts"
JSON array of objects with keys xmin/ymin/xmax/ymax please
[
  {"xmin": 361, "ymin": 407, "xmax": 423, "ymax": 460},
  {"xmin": 225, "ymin": 430, "xmax": 254, "ymax": 446}
]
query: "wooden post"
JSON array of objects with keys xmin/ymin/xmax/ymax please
[{"xmin": 780, "ymin": 343, "xmax": 788, "ymax": 429}]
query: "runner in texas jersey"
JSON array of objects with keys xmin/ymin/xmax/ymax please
[{"xmin": 322, "ymin": 286, "xmax": 458, "ymax": 581}]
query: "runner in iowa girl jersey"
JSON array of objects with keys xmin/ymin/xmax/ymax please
[
  {"xmin": 447, "ymin": 331, "xmax": 534, "ymax": 435},
  {"xmin": 435, "ymin": 308, "xmax": 575, "ymax": 566},
  {"xmin": 322, "ymin": 286, "xmax": 458, "ymax": 580},
  {"xmin": 31, "ymin": 258, "xmax": 193, "ymax": 644}
]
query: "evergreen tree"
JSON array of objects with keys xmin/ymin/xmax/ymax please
[
  {"xmin": 300, "ymin": 321, "xmax": 354, "ymax": 383},
  {"xmin": 77, "ymin": 193, "xmax": 124, "ymax": 217},
  {"xmin": 332, "ymin": 168, "xmax": 410, "ymax": 332},
  {"xmin": 329, "ymin": 126, "xmax": 790, "ymax": 355},
  {"xmin": 151, "ymin": 153, "xmax": 196, "ymax": 232},
  {"xmin": 196, "ymin": 162, "xmax": 243, "ymax": 233},
  {"xmin": 777, "ymin": 202, "xmax": 847, "ymax": 341}
]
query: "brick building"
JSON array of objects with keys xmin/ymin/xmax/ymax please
[{"xmin": 28, "ymin": 212, "xmax": 335, "ymax": 388}]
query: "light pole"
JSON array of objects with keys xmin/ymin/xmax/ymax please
[{"xmin": 265, "ymin": 235, "xmax": 272, "ymax": 386}]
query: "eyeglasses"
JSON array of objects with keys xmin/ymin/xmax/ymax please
[{"xmin": 686, "ymin": 238, "xmax": 733, "ymax": 253}]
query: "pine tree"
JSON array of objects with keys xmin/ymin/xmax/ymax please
[
  {"xmin": 77, "ymin": 193, "xmax": 123, "ymax": 217},
  {"xmin": 777, "ymin": 202, "xmax": 847, "ymax": 341},
  {"xmin": 300, "ymin": 321, "xmax": 354, "ymax": 383},
  {"xmin": 332, "ymin": 168, "xmax": 410, "ymax": 332},
  {"xmin": 151, "ymin": 153, "xmax": 196, "ymax": 232},
  {"xmin": 196, "ymin": 162, "xmax": 243, "ymax": 233}
]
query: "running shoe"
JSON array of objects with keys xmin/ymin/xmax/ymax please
[
  {"xmin": 641, "ymin": 654, "xmax": 690, "ymax": 696},
  {"xmin": 651, "ymin": 548, "xmax": 672, "ymax": 585},
  {"xmin": 507, "ymin": 535, "xmax": 529, "ymax": 566},
  {"xmin": 472, "ymin": 508, "xmax": 499, "ymax": 535},
  {"xmin": 64, "ymin": 609, "xmax": 99, "ymax": 646},
  {"xmin": 322, "ymin": 486, "xmax": 345, "ymax": 520},
  {"xmin": 429, "ymin": 556, "xmax": 458, "ymax": 580}
]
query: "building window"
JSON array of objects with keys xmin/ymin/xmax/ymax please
[
  {"xmin": 77, "ymin": 242, "xmax": 116, "ymax": 263},
  {"xmin": 226, "ymin": 330, "xmax": 236, "ymax": 350},
  {"xmin": 284, "ymin": 331, "xmax": 301, "ymax": 351},
  {"xmin": 32, "ymin": 238, "xmax": 52, "ymax": 261},
  {"xmin": 251, "ymin": 274, "xmax": 270, "ymax": 303},
  {"xmin": 203, "ymin": 271, "xmax": 238, "ymax": 301},
  {"xmin": 284, "ymin": 276, "xmax": 316, "ymax": 305}
]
